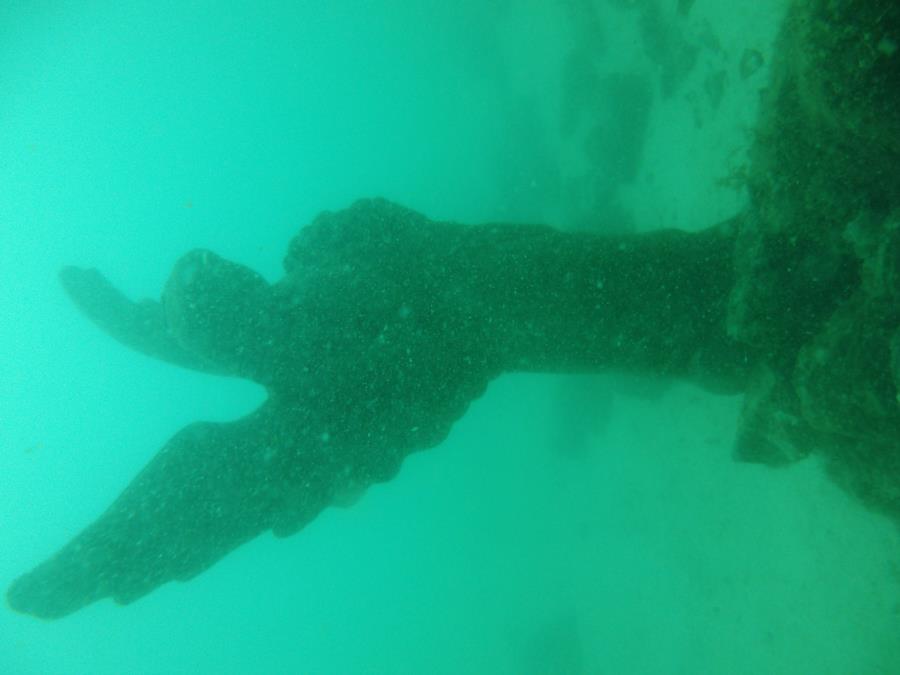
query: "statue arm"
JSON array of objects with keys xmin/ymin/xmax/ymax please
[
  {"xmin": 291, "ymin": 198, "xmax": 751, "ymax": 392},
  {"xmin": 8, "ymin": 200, "xmax": 757, "ymax": 620},
  {"xmin": 444, "ymin": 215, "xmax": 752, "ymax": 392}
]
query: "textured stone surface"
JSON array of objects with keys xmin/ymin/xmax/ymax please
[{"xmin": 730, "ymin": 0, "xmax": 900, "ymax": 526}]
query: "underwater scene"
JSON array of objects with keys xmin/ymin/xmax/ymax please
[{"xmin": 2, "ymin": 1, "xmax": 900, "ymax": 673}]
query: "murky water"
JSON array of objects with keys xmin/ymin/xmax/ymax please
[{"xmin": 2, "ymin": 2, "xmax": 899, "ymax": 673}]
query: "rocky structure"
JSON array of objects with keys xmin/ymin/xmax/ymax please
[{"xmin": 730, "ymin": 0, "xmax": 900, "ymax": 523}]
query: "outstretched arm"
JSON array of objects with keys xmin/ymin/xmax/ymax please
[
  {"xmin": 9, "ymin": 199, "xmax": 755, "ymax": 620},
  {"xmin": 452, "ymin": 216, "xmax": 752, "ymax": 392},
  {"xmin": 293, "ymin": 200, "xmax": 753, "ymax": 393}
]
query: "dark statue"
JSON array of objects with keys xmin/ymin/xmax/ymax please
[{"xmin": 8, "ymin": 0, "xmax": 900, "ymax": 619}]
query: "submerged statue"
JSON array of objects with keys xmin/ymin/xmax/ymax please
[
  {"xmin": 8, "ymin": 0, "xmax": 900, "ymax": 619},
  {"xmin": 7, "ymin": 199, "xmax": 749, "ymax": 619}
]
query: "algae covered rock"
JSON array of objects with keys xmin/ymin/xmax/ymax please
[{"xmin": 730, "ymin": 0, "xmax": 900, "ymax": 526}]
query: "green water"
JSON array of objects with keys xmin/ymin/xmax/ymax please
[{"xmin": 2, "ymin": 1, "xmax": 899, "ymax": 673}]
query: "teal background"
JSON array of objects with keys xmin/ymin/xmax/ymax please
[{"xmin": 2, "ymin": 2, "xmax": 900, "ymax": 673}]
